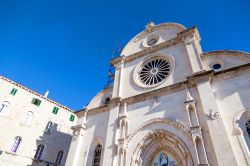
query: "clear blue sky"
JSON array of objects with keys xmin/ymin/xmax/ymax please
[{"xmin": 0, "ymin": 0, "xmax": 249, "ymax": 110}]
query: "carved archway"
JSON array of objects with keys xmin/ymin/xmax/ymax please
[
  {"xmin": 130, "ymin": 129, "xmax": 193, "ymax": 166},
  {"xmin": 126, "ymin": 118, "xmax": 192, "ymax": 147},
  {"xmin": 233, "ymin": 109, "xmax": 250, "ymax": 165}
]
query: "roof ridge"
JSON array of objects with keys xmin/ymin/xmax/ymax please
[{"xmin": 0, "ymin": 75, "xmax": 74, "ymax": 113}]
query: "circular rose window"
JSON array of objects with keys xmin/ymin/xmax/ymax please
[{"xmin": 138, "ymin": 57, "xmax": 172, "ymax": 87}]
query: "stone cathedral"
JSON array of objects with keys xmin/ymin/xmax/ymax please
[
  {"xmin": 2, "ymin": 22, "xmax": 250, "ymax": 166},
  {"xmin": 65, "ymin": 22, "xmax": 250, "ymax": 166}
]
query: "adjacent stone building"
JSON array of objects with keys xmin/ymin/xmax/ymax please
[
  {"xmin": 66, "ymin": 22, "xmax": 250, "ymax": 166},
  {"xmin": 0, "ymin": 76, "xmax": 77, "ymax": 166}
]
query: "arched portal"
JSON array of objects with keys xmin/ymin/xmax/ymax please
[{"xmin": 130, "ymin": 130, "xmax": 193, "ymax": 166}]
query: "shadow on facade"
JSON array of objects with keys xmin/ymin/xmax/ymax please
[{"xmin": 28, "ymin": 123, "xmax": 72, "ymax": 166}]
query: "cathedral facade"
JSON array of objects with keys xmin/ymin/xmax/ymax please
[
  {"xmin": 66, "ymin": 22, "xmax": 250, "ymax": 166},
  {"xmin": 1, "ymin": 22, "xmax": 250, "ymax": 166}
]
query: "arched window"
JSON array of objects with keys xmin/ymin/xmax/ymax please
[
  {"xmin": 23, "ymin": 111, "xmax": 34, "ymax": 125},
  {"xmin": 92, "ymin": 144, "xmax": 102, "ymax": 166},
  {"xmin": 10, "ymin": 136, "xmax": 22, "ymax": 153},
  {"xmin": 245, "ymin": 120, "xmax": 250, "ymax": 138},
  {"xmin": 55, "ymin": 150, "xmax": 64, "ymax": 165},
  {"xmin": 0, "ymin": 101, "xmax": 10, "ymax": 115},
  {"xmin": 44, "ymin": 121, "xmax": 53, "ymax": 134},
  {"xmin": 34, "ymin": 144, "xmax": 44, "ymax": 160}
]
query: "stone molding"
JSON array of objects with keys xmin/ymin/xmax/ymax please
[
  {"xmin": 72, "ymin": 124, "xmax": 86, "ymax": 137},
  {"xmin": 130, "ymin": 129, "xmax": 194, "ymax": 166},
  {"xmin": 87, "ymin": 106, "xmax": 109, "ymax": 115},
  {"xmin": 201, "ymin": 50, "xmax": 250, "ymax": 60},
  {"xmin": 4, "ymin": 150, "xmax": 53, "ymax": 165},
  {"xmin": 232, "ymin": 108, "xmax": 250, "ymax": 165},
  {"xmin": 212, "ymin": 62, "xmax": 250, "ymax": 81},
  {"xmin": 190, "ymin": 126, "xmax": 202, "ymax": 140},
  {"xmin": 126, "ymin": 118, "xmax": 192, "ymax": 147},
  {"xmin": 76, "ymin": 62, "xmax": 250, "ymax": 117},
  {"xmin": 110, "ymin": 27, "xmax": 199, "ymax": 67}
]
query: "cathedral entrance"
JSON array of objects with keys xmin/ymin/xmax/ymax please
[
  {"xmin": 130, "ymin": 130, "xmax": 193, "ymax": 166},
  {"xmin": 151, "ymin": 150, "xmax": 179, "ymax": 166}
]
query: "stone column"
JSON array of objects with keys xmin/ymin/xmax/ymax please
[
  {"xmin": 65, "ymin": 124, "xmax": 86, "ymax": 166},
  {"xmin": 179, "ymin": 28, "xmax": 204, "ymax": 73},
  {"xmin": 117, "ymin": 101, "xmax": 128, "ymax": 166},
  {"xmin": 195, "ymin": 79, "xmax": 237, "ymax": 165},
  {"xmin": 191, "ymin": 127, "xmax": 209, "ymax": 165},
  {"xmin": 185, "ymin": 88, "xmax": 199, "ymax": 127},
  {"xmin": 112, "ymin": 56, "xmax": 125, "ymax": 98},
  {"xmin": 103, "ymin": 98, "xmax": 122, "ymax": 166},
  {"xmin": 185, "ymin": 88, "xmax": 209, "ymax": 165}
]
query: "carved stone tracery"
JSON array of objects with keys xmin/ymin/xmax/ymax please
[
  {"xmin": 130, "ymin": 129, "xmax": 193, "ymax": 166},
  {"xmin": 126, "ymin": 118, "xmax": 192, "ymax": 147}
]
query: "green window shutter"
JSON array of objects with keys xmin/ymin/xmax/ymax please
[
  {"xmin": 69, "ymin": 115, "xmax": 75, "ymax": 122},
  {"xmin": 31, "ymin": 98, "xmax": 42, "ymax": 106},
  {"xmin": 37, "ymin": 100, "xmax": 41, "ymax": 106},
  {"xmin": 10, "ymin": 88, "xmax": 18, "ymax": 95},
  {"xmin": 52, "ymin": 107, "xmax": 59, "ymax": 114}
]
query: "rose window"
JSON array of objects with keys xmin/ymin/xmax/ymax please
[{"xmin": 138, "ymin": 58, "xmax": 171, "ymax": 86}]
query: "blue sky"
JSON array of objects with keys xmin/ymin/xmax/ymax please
[{"xmin": 0, "ymin": 0, "xmax": 249, "ymax": 110}]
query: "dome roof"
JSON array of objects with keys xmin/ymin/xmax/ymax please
[
  {"xmin": 86, "ymin": 86, "xmax": 113, "ymax": 110},
  {"xmin": 202, "ymin": 50, "xmax": 250, "ymax": 71}
]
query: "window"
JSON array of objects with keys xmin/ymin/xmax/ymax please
[
  {"xmin": 0, "ymin": 101, "xmax": 10, "ymax": 115},
  {"xmin": 134, "ymin": 56, "xmax": 174, "ymax": 89},
  {"xmin": 34, "ymin": 144, "xmax": 44, "ymax": 160},
  {"xmin": 138, "ymin": 58, "xmax": 171, "ymax": 86},
  {"xmin": 104, "ymin": 97, "xmax": 111, "ymax": 104},
  {"xmin": 44, "ymin": 121, "xmax": 53, "ymax": 134},
  {"xmin": 147, "ymin": 36, "xmax": 158, "ymax": 46},
  {"xmin": 10, "ymin": 88, "xmax": 18, "ymax": 96},
  {"xmin": 212, "ymin": 64, "xmax": 222, "ymax": 70},
  {"xmin": 246, "ymin": 120, "xmax": 250, "ymax": 138},
  {"xmin": 23, "ymin": 111, "xmax": 34, "ymax": 125},
  {"xmin": 52, "ymin": 107, "xmax": 59, "ymax": 114},
  {"xmin": 31, "ymin": 98, "xmax": 41, "ymax": 106},
  {"xmin": 92, "ymin": 144, "xmax": 102, "ymax": 166},
  {"xmin": 55, "ymin": 150, "xmax": 64, "ymax": 165},
  {"xmin": 69, "ymin": 114, "xmax": 75, "ymax": 122},
  {"xmin": 209, "ymin": 60, "xmax": 224, "ymax": 71},
  {"xmin": 10, "ymin": 136, "xmax": 22, "ymax": 153}
]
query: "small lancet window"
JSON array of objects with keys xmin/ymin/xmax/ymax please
[
  {"xmin": 55, "ymin": 150, "xmax": 64, "ymax": 165},
  {"xmin": 245, "ymin": 120, "xmax": 250, "ymax": 138},
  {"xmin": 34, "ymin": 144, "xmax": 44, "ymax": 160},
  {"xmin": 23, "ymin": 111, "xmax": 34, "ymax": 125},
  {"xmin": 44, "ymin": 121, "xmax": 53, "ymax": 134},
  {"xmin": 92, "ymin": 144, "xmax": 102, "ymax": 166},
  {"xmin": 10, "ymin": 136, "xmax": 22, "ymax": 153},
  {"xmin": 0, "ymin": 101, "xmax": 11, "ymax": 115}
]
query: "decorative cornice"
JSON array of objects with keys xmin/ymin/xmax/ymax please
[
  {"xmin": 87, "ymin": 105, "xmax": 109, "ymax": 115},
  {"xmin": 110, "ymin": 27, "xmax": 199, "ymax": 67},
  {"xmin": 0, "ymin": 76, "xmax": 73, "ymax": 113},
  {"xmin": 213, "ymin": 62, "xmax": 250, "ymax": 81},
  {"xmin": 201, "ymin": 50, "xmax": 250, "ymax": 58},
  {"xmin": 78, "ymin": 62, "xmax": 250, "ymax": 116},
  {"xmin": 72, "ymin": 124, "xmax": 86, "ymax": 130},
  {"xmin": 72, "ymin": 124, "xmax": 86, "ymax": 137}
]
